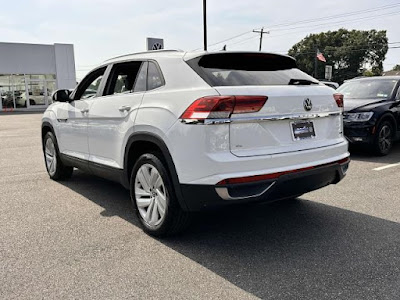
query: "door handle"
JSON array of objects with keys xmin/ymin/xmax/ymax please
[
  {"xmin": 81, "ymin": 108, "xmax": 89, "ymax": 114},
  {"xmin": 119, "ymin": 105, "xmax": 131, "ymax": 112}
]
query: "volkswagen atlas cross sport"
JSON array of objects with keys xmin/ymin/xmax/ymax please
[
  {"xmin": 42, "ymin": 50, "xmax": 350, "ymax": 236},
  {"xmin": 337, "ymin": 76, "xmax": 400, "ymax": 155}
]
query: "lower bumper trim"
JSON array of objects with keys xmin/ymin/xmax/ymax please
[
  {"xmin": 215, "ymin": 182, "xmax": 276, "ymax": 200},
  {"xmin": 180, "ymin": 159, "xmax": 349, "ymax": 211}
]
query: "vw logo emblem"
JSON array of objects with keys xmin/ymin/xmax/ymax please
[
  {"xmin": 303, "ymin": 98, "xmax": 312, "ymax": 111},
  {"xmin": 152, "ymin": 43, "xmax": 163, "ymax": 50}
]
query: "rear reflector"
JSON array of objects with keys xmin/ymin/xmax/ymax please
[
  {"xmin": 217, "ymin": 157, "xmax": 350, "ymax": 185},
  {"xmin": 180, "ymin": 95, "xmax": 267, "ymax": 120},
  {"xmin": 334, "ymin": 93, "xmax": 344, "ymax": 108}
]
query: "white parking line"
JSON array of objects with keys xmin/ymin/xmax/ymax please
[{"xmin": 373, "ymin": 163, "xmax": 400, "ymax": 171}]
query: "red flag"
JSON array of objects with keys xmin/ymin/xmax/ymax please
[{"xmin": 316, "ymin": 49, "xmax": 326, "ymax": 62}]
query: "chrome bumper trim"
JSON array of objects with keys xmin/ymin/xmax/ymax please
[
  {"xmin": 181, "ymin": 112, "xmax": 341, "ymax": 125},
  {"xmin": 215, "ymin": 181, "xmax": 276, "ymax": 201}
]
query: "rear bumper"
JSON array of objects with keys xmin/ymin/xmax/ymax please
[{"xmin": 181, "ymin": 158, "xmax": 349, "ymax": 211}]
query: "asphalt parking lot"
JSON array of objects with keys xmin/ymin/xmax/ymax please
[{"xmin": 1, "ymin": 113, "xmax": 399, "ymax": 299}]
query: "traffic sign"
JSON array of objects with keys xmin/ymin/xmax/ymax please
[{"xmin": 325, "ymin": 65, "xmax": 333, "ymax": 80}]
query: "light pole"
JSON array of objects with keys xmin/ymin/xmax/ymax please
[{"xmin": 203, "ymin": 0, "xmax": 207, "ymax": 51}]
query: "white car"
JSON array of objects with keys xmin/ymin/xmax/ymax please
[{"xmin": 42, "ymin": 50, "xmax": 350, "ymax": 236}]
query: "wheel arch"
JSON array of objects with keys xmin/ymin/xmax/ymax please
[
  {"xmin": 123, "ymin": 132, "xmax": 188, "ymax": 211},
  {"xmin": 41, "ymin": 121, "xmax": 56, "ymax": 146},
  {"xmin": 376, "ymin": 112, "xmax": 397, "ymax": 137}
]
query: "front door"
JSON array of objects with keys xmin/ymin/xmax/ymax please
[
  {"xmin": 88, "ymin": 61, "xmax": 147, "ymax": 169},
  {"xmin": 56, "ymin": 67, "xmax": 107, "ymax": 161}
]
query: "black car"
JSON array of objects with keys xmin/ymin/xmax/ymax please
[{"xmin": 337, "ymin": 76, "xmax": 400, "ymax": 155}]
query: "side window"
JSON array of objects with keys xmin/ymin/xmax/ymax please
[
  {"xmin": 133, "ymin": 62, "xmax": 148, "ymax": 93},
  {"xmin": 104, "ymin": 61, "xmax": 143, "ymax": 96},
  {"xmin": 147, "ymin": 61, "xmax": 164, "ymax": 90},
  {"xmin": 74, "ymin": 67, "xmax": 106, "ymax": 100}
]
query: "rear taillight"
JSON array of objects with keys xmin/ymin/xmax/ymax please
[
  {"xmin": 334, "ymin": 93, "xmax": 344, "ymax": 108},
  {"xmin": 180, "ymin": 95, "xmax": 267, "ymax": 120}
]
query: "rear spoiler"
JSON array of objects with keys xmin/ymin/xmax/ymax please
[{"xmin": 184, "ymin": 52, "xmax": 297, "ymax": 71}]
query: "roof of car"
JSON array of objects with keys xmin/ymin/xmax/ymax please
[
  {"xmin": 103, "ymin": 49, "xmax": 294, "ymax": 65},
  {"xmin": 349, "ymin": 76, "xmax": 400, "ymax": 81},
  {"xmin": 103, "ymin": 49, "xmax": 185, "ymax": 64}
]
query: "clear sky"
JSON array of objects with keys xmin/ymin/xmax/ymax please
[{"xmin": 1, "ymin": 0, "xmax": 399, "ymax": 80}]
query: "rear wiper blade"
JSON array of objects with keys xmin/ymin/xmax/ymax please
[{"xmin": 289, "ymin": 79, "xmax": 319, "ymax": 85}]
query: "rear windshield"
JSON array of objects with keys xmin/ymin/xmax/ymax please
[
  {"xmin": 337, "ymin": 79, "xmax": 398, "ymax": 99},
  {"xmin": 187, "ymin": 53, "xmax": 318, "ymax": 86}
]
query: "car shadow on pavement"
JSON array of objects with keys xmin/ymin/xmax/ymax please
[
  {"xmin": 61, "ymin": 170, "xmax": 400, "ymax": 300},
  {"xmin": 349, "ymin": 142, "xmax": 400, "ymax": 164},
  {"xmin": 60, "ymin": 170, "xmax": 140, "ymax": 227}
]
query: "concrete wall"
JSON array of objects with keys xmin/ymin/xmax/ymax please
[
  {"xmin": 0, "ymin": 42, "xmax": 76, "ymax": 89},
  {"xmin": 54, "ymin": 44, "xmax": 76, "ymax": 89},
  {"xmin": 0, "ymin": 42, "xmax": 56, "ymax": 74}
]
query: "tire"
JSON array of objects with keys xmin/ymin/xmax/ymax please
[
  {"xmin": 43, "ymin": 132, "xmax": 73, "ymax": 180},
  {"xmin": 130, "ymin": 153, "xmax": 190, "ymax": 237},
  {"xmin": 373, "ymin": 120, "xmax": 394, "ymax": 156}
]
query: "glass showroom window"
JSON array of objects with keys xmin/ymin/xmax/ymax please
[
  {"xmin": 14, "ymin": 75, "xmax": 28, "ymax": 108},
  {"xmin": 26, "ymin": 74, "xmax": 57, "ymax": 107},
  {"xmin": 0, "ymin": 75, "xmax": 14, "ymax": 109},
  {"xmin": 0, "ymin": 74, "xmax": 57, "ymax": 109}
]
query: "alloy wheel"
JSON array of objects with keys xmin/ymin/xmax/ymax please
[
  {"xmin": 378, "ymin": 124, "xmax": 392, "ymax": 153},
  {"xmin": 45, "ymin": 137, "xmax": 57, "ymax": 176},
  {"xmin": 135, "ymin": 164, "xmax": 167, "ymax": 227}
]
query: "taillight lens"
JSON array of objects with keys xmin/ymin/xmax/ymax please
[
  {"xmin": 334, "ymin": 93, "xmax": 344, "ymax": 108},
  {"xmin": 180, "ymin": 95, "xmax": 267, "ymax": 120}
]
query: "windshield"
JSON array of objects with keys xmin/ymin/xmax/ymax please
[
  {"xmin": 187, "ymin": 53, "xmax": 319, "ymax": 86},
  {"xmin": 337, "ymin": 79, "xmax": 398, "ymax": 99}
]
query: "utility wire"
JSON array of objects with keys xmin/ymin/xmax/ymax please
[
  {"xmin": 192, "ymin": 30, "xmax": 253, "ymax": 51},
  {"xmin": 268, "ymin": 10, "xmax": 400, "ymax": 32},
  {"xmin": 258, "ymin": 3, "xmax": 400, "ymax": 30},
  {"xmin": 209, "ymin": 35, "xmax": 259, "ymax": 51},
  {"xmin": 257, "ymin": 11, "xmax": 400, "ymax": 42},
  {"xmin": 206, "ymin": 3, "xmax": 400, "ymax": 50}
]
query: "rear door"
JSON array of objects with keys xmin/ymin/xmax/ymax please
[
  {"xmin": 87, "ymin": 61, "xmax": 147, "ymax": 169},
  {"xmin": 186, "ymin": 53, "xmax": 343, "ymax": 157}
]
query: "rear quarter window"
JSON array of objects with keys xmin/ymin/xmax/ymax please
[
  {"xmin": 187, "ymin": 53, "xmax": 318, "ymax": 87},
  {"xmin": 147, "ymin": 61, "xmax": 164, "ymax": 90}
]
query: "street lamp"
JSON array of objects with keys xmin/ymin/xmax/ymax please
[{"xmin": 203, "ymin": 0, "xmax": 207, "ymax": 51}]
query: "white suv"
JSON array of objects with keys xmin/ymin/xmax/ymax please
[{"xmin": 42, "ymin": 50, "xmax": 350, "ymax": 236}]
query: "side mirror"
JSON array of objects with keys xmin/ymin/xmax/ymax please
[{"xmin": 52, "ymin": 89, "xmax": 71, "ymax": 102}]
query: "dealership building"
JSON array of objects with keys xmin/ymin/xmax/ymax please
[{"xmin": 0, "ymin": 42, "xmax": 76, "ymax": 111}]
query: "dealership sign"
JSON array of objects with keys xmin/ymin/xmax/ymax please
[{"xmin": 146, "ymin": 38, "xmax": 164, "ymax": 51}]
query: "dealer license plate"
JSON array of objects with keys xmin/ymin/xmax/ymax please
[{"xmin": 291, "ymin": 121, "xmax": 316, "ymax": 140}]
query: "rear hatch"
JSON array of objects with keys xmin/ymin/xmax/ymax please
[{"xmin": 186, "ymin": 52, "xmax": 342, "ymax": 157}]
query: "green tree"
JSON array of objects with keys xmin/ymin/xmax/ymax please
[
  {"xmin": 392, "ymin": 64, "xmax": 400, "ymax": 71},
  {"xmin": 363, "ymin": 69, "xmax": 374, "ymax": 77},
  {"xmin": 288, "ymin": 29, "xmax": 388, "ymax": 83}
]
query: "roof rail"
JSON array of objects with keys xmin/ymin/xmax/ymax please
[{"xmin": 104, "ymin": 49, "xmax": 184, "ymax": 62}]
